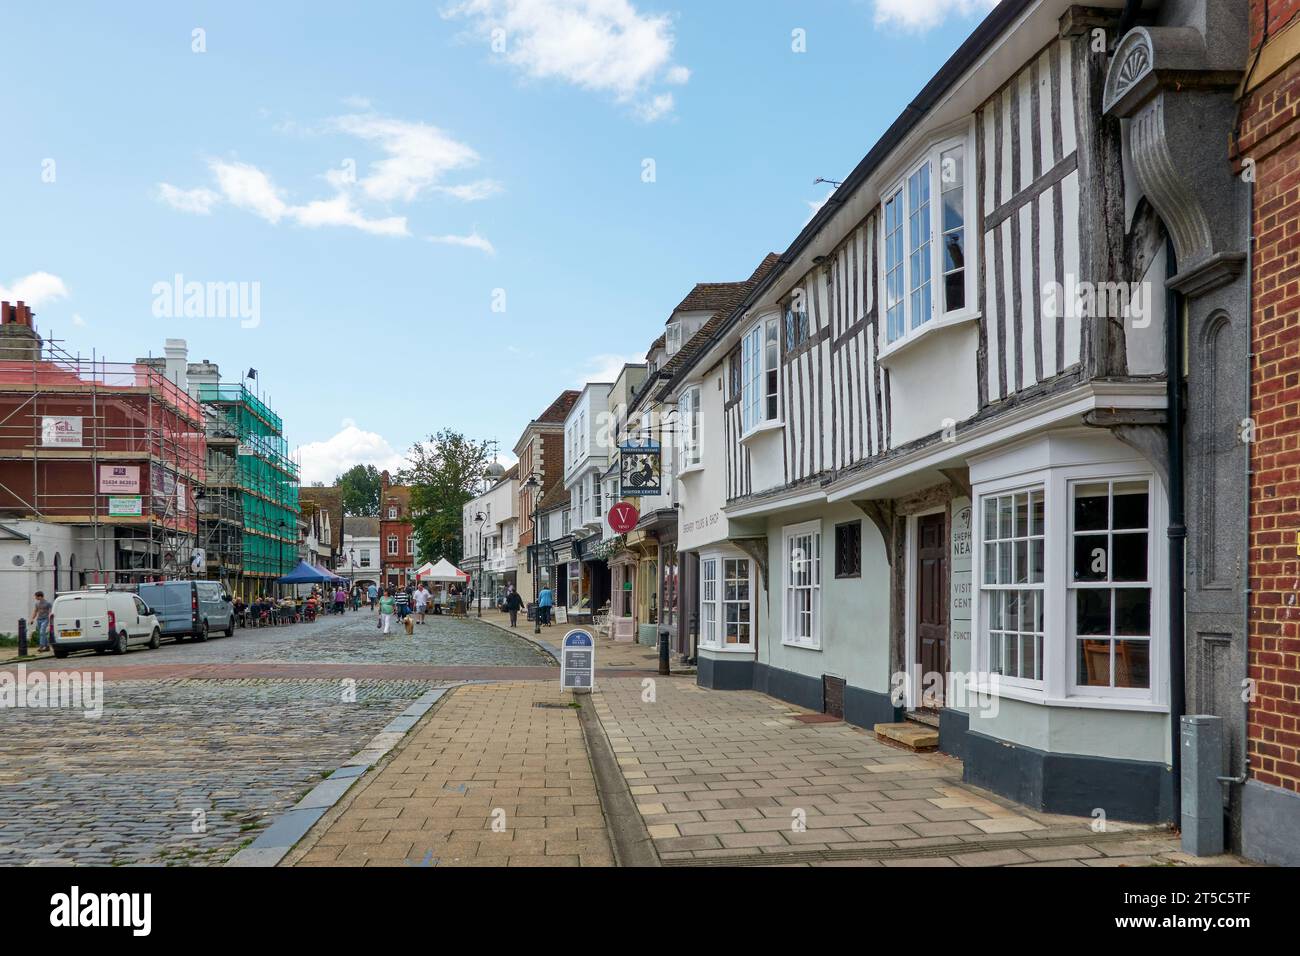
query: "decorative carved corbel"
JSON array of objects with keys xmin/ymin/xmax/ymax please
[{"xmin": 732, "ymin": 537, "xmax": 770, "ymax": 593}]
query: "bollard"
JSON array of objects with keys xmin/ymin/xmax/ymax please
[
  {"xmin": 16, "ymin": 618, "xmax": 27, "ymax": 658},
  {"xmin": 1181, "ymin": 714, "xmax": 1225, "ymax": 856},
  {"xmin": 658, "ymin": 628, "xmax": 671, "ymax": 676}
]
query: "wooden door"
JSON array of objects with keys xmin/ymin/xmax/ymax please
[{"xmin": 916, "ymin": 513, "xmax": 949, "ymax": 710}]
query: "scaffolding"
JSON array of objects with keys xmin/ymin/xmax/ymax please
[
  {"xmin": 194, "ymin": 383, "xmax": 299, "ymax": 598},
  {"xmin": 0, "ymin": 331, "xmax": 206, "ymax": 582}
]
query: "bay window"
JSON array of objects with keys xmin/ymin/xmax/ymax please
[
  {"xmin": 981, "ymin": 488, "xmax": 1045, "ymax": 683},
  {"xmin": 783, "ymin": 521, "xmax": 821, "ymax": 648},
  {"xmin": 974, "ymin": 463, "xmax": 1163, "ymax": 708},
  {"xmin": 883, "ymin": 136, "xmax": 971, "ymax": 345},
  {"xmin": 1070, "ymin": 479, "xmax": 1152, "ymax": 693},
  {"xmin": 722, "ymin": 559, "xmax": 751, "ymax": 646},
  {"xmin": 700, "ymin": 558, "xmax": 718, "ymax": 647},
  {"xmin": 741, "ymin": 315, "xmax": 780, "ymax": 434},
  {"xmin": 698, "ymin": 554, "xmax": 752, "ymax": 651}
]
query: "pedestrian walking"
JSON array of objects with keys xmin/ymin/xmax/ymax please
[
  {"xmin": 413, "ymin": 582, "xmax": 430, "ymax": 624},
  {"xmin": 394, "ymin": 588, "xmax": 411, "ymax": 621},
  {"xmin": 333, "ymin": 585, "xmax": 346, "ymax": 615},
  {"xmin": 30, "ymin": 590, "xmax": 51, "ymax": 653},
  {"xmin": 537, "ymin": 584, "xmax": 554, "ymax": 627},
  {"xmin": 378, "ymin": 589, "xmax": 396, "ymax": 635},
  {"xmin": 367, "ymin": 582, "xmax": 378, "ymax": 609},
  {"xmin": 502, "ymin": 586, "xmax": 523, "ymax": 628}
]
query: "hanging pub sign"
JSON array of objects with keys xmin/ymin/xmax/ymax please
[{"xmin": 619, "ymin": 439, "xmax": 662, "ymax": 497}]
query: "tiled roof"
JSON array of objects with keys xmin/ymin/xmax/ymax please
[
  {"xmin": 654, "ymin": 253, "xmax": 781, "ymax": 399},
  {"xmin": 536, "ymin": 480, "xmax": 570, "ymax": 513},
  {"xmin": 536, "ymin": 390, "xmax": 581, "ymax": 424},
  {"xmin": 672, "ymin": 281, "xmax": 749, "ymax": 315},
  {"xmin": 344, "ymin": 516, "xmax": 380, "ymax": 538},
  {"xmin": 645, "ymin": 334, "xmax": 665, "ymax": 358}
]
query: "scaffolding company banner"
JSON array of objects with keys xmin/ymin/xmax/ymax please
[
  {"xmin": 108, "ymin": 496, "xmax": 143, "ymax": 517},
  {"xmin": 41, "ymin": 416, "xmax": 83, "ymax": 447},
  {"xmin": 98, "ymin": 464, "xmax": 142, "ymax": 494},
  {"xmin": 619, "ymin": 440, "xmax": 662, "ymax": 497}
]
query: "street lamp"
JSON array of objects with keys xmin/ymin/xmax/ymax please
[
  {"xmin": 522, "ymin": 472, "xmax": 543, "ymax": 635},
  {"xmin": 474, "ymin": 511, "xmax": 487, "ymax": 618}
]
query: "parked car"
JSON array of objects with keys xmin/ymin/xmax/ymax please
[
  {"xmin": 50, "ymin": 587, "xmax": 161, "ymax": 658},
  {"xmin": 137, "ymin": 580, "xmax": 235, "ymax": 643}
]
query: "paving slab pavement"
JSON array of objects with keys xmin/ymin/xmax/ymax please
[
  {"xmin": 287, "ymin": 681, "xmax": 616, "ymax": 867},
  {"xmin": 586, "ymin": 676, "xmax": 1247, "ymax": 868}
]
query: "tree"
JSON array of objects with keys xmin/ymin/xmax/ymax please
[
  {"xmin": 397, "ymin": 430, "xmax": 491, "ymax": 565},
  {"xmin": 336, "ymin": 464, "xmax": 382, "ymax": 516}
]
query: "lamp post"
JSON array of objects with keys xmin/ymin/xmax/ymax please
[{"xmin": 474, "ymin": 511, "xmax": 487, "ymax": 618}]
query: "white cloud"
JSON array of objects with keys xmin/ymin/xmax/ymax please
[
  {"xmin": 211, "ymin": 160, "xmax": 289, "ymax": 224},
  {"xmin": 426, "ymin": 230, "xmax": 496, "ymax": 254},
  {"xmin": 157, "ymin": 183, "xmax": 221, "ymax": 214},
  {"xmin": 0, "ymin": 271, "xmax": 69, "ymax": 306},
  {"xmin": 341, "ymin": 95, "xmax": 373, "ymax": 109},
  {"xmin": 156, "ymin": 111, "xmax": 497, "ymax": 246},
  {"xmin": 575, "ymin": 352, "xmax": 643, "ymax": 386},
  {"xmin": 72, "ymin": 313, "xmax": 86, "ymax": 327},
  {"xmin": 333, "ymin": 113, "xmax": 498, "ymax": 203},
  {"xmin": 443, "ymin": 0, "xmax": 689, "ymax": 120},
  {"xmin": 292, "ymin": 193, "xmax": 409, "ymax": 236},
  {"xmin": 294, "ymin": 423, "xmax": 408, "ymax": 485},
  {"xmin": 872, "ymin": 0, "xmax": 998, "ymax": 32},
  {"xmin": 804, "ymin": 186, "xmax": 836, "ymax": 225}
]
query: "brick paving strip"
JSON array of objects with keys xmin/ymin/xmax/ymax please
[
  {"xmin": 285, "ymin": 681, "xmax": 617, "ymax": 867},
  {"xmin": 588, "ymin": 677, "xmax": 1249, "ymax": 868}
]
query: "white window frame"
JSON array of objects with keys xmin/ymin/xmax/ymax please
[
  {"xmin": 782, "ymin": 520, "xmax": 822, "ymax": 649},
  {"xmin": 699, "ymin": 557, "xmax": 718, "ymax": 648},
  {"xmin": 979, "ymin": 484, "xmax": 1047, "ymax": 690},
  {"xmin": 721, "ymin": 557, "xmax": 754, "ymax": 648},
  {"xmin": 740, "ymin": 314, "xmax": 781, "ymax": 436},
  {"xmin": 879, "ymin": 129, "xmax": 977, "ymax": 353},
  {"xmin": 387, "ymin": 505, "xmax": 398, "ymax": 519},
  {"xmin": 679, "ymin": 386, "xmax": 702, "ymax": 468},
  {"xmin": 972, "ymin": 462, "xmax": 1166, "ymax": 711},
  {"xmin": 386, "ymin": 534, "xmax": 398, "ymax": 556},
  {"xmin": 407, "ymin": 535, "xmax": 416, "ymax": 556},
  {"xmin": 666, "ymin": 321, "xmax": 682, "ymax": 356},
  {"xmin": 1067, "ymin": 476, "xmax": 1156, "ymax": 701}
]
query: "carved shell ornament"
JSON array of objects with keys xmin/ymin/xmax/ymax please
[
  {"xmin": 1103, "ymin": 30, "xmax": 1156, "ymax": 115},
  {"xmin": 1114, "ymin": 41, "xmax": 1151, "ymax": 98}
]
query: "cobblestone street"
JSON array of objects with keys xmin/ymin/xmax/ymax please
[{"xmin": 0, "ymin": 613, "xmax": 553, "ymax": 865}]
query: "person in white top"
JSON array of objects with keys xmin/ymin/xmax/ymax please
[{"xmin": 413, "ymin": 583, "xmax": 430, "ymax": 624}]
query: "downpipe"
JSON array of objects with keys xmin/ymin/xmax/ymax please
[{"xmin": 1167, "ymin": 236, "xmax": 1187, "ymax": 823}]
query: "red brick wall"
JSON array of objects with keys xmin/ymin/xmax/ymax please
[{"xmin": 1241, "ymin": 1, "xmax": 1300, "ymax": 793}]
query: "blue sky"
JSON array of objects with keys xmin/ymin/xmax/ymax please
[{"xmin": 0, "ymin": 0, "xmax": 996, "ymax": 482}]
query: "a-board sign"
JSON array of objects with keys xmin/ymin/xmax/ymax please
[{"xmin": 560, "ymin": 628, "xmax": 594, "ymax": 692}]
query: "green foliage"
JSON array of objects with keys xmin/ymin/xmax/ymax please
[
  {"xmin": 336, "ymin": 464, "xmax": 382, "ymax": 516},
  {"xmin": 397, "ymin": 430, "xmax": 491, "ymax": 565}
]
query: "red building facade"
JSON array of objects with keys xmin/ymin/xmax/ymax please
[{"xmin": 1238, "ymin": 0, "xmax": 1300, "ymax": 865}]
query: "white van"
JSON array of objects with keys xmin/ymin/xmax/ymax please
[{"xmin": 50, "ymin": 588, "xmax": 162, "ymax": 659}]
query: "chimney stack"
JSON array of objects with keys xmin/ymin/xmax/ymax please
[{"xmin": 0, "ymin": 300, "xmax": 43, "ymax": 360}]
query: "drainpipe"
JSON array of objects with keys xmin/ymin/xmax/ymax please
[
  {"xmin": 1166, "ymin": 236, "xmax": 1187, "ymax": 823},
  {"xmin": 1221, "ymin": 177, "xmax": 1255, "ymax": 793}
]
